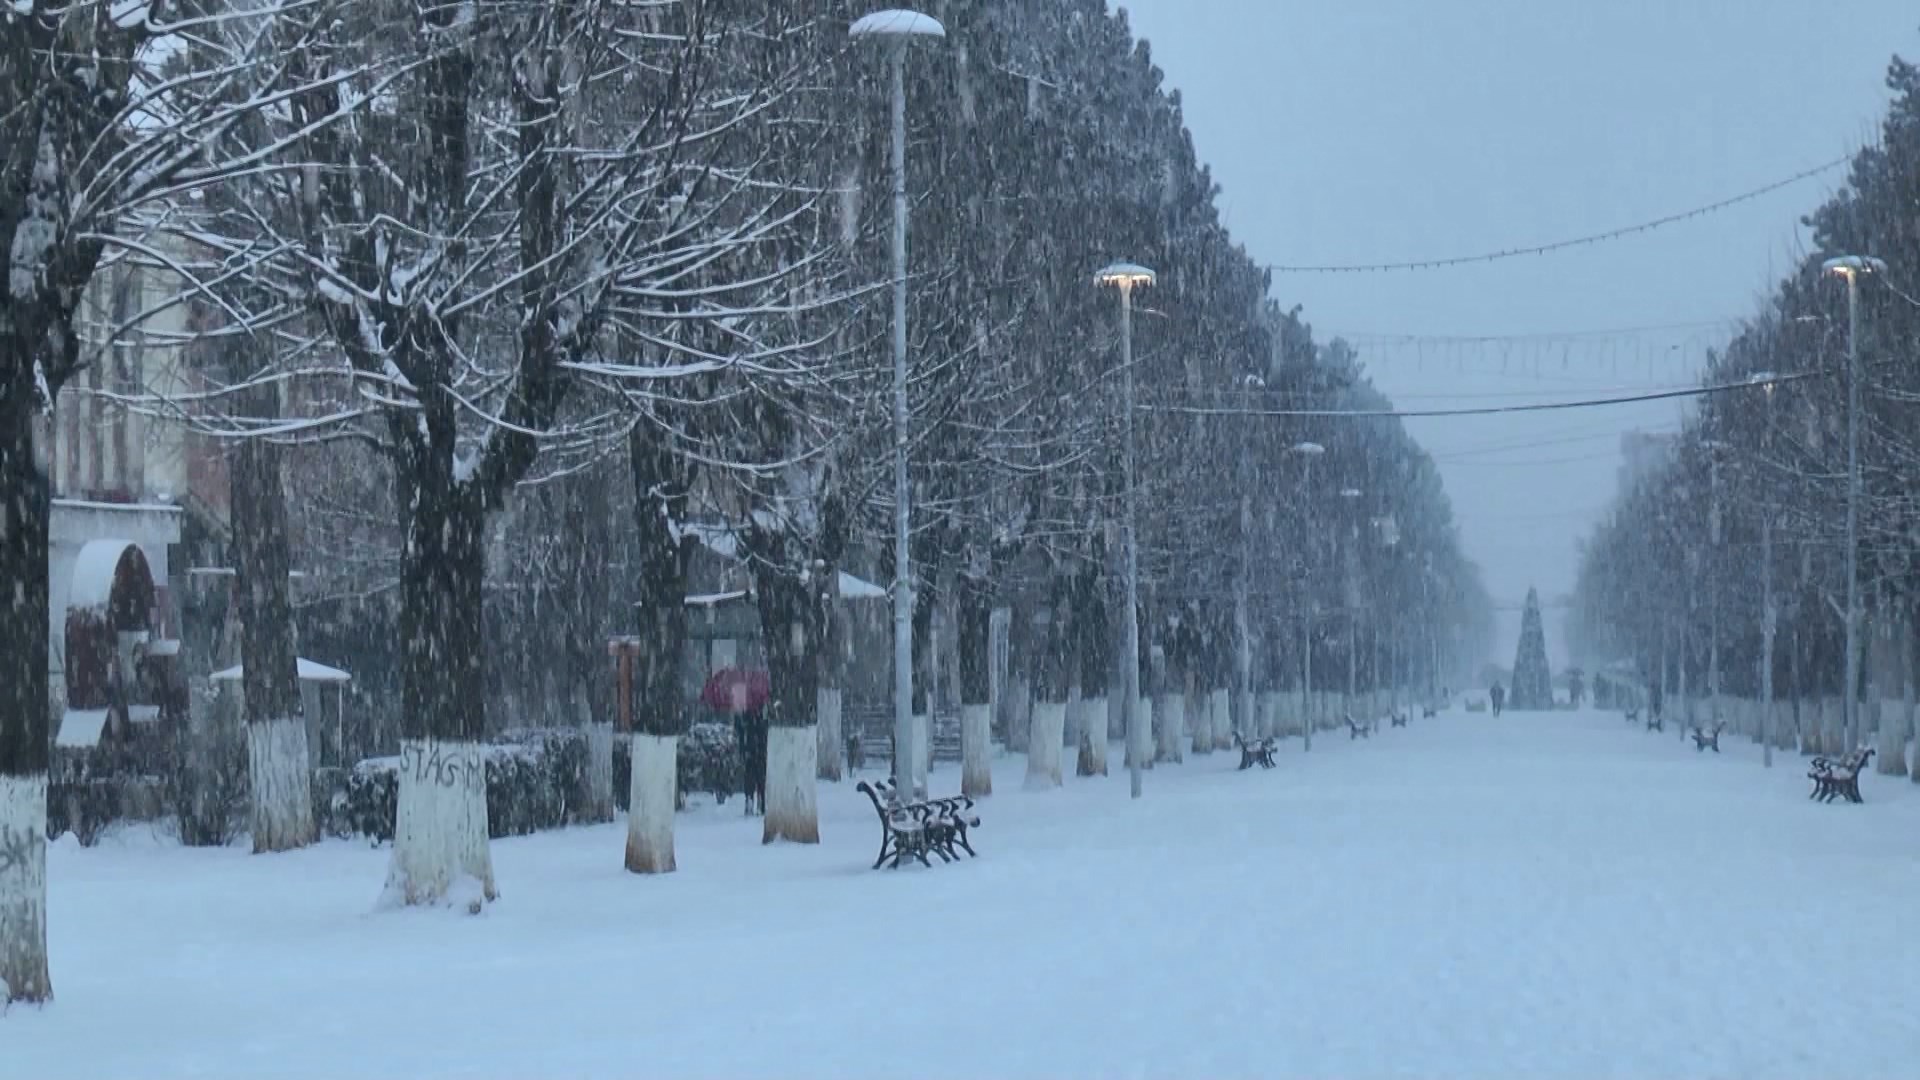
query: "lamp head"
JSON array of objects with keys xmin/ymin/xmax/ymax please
[
  {"xmin": 850, "ymin": 9, "xmax": 946, "ymax": 42},
  {"xmin": 1821, "ymin": 254, "xmax": 1887, "ymax": 279},
  {"xmin": 1095, "ymin": 262, "xmax": 1157, "ymax": 291}
]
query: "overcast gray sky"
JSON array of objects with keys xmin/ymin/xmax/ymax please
[{"xmin": 1117, "ymin": 0, "xmax": 1917, "ymax": 667}]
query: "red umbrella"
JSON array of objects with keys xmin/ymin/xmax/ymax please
[{"xmin": 700, "ymin": 667, "xmax": 771, "ymax": 714}]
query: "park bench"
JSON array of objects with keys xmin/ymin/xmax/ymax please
[
  {"xmin": 1233, "ymin": 731, "xmax": 1278, "ymax": 770},
  {"xmin": 856, "ymin": 779, "xmax": 981, "ymax": 869},
  {"xmin": 1389, "ymin": 711, "xmax": 1408, "ymax": 728},
  {"xmin": 1807, "ymin": 749, "xmax": 1875, "ymax": 804},
  {"xmin": 1346, "ymin": 714, "xmax": 1374, "ymax": 740},
  {"xmin": 1644, "ymin": 712, "xmax": 1663, "ymax": 733},
  {"xmin": 1421, "ymin": 705, "xmax": 1437, "ymax": 719},
  {"xmin": 1689, "ymin": 721, "xmax": 1726, "ymax": 753},
  {"xmin": 1624, "ymin": 708, "xmax": 1639, "ymax": 725}
]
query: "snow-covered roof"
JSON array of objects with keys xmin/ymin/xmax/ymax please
[
  {"xmin": 209, "ymin": 658, "xmax": 353, "ymax": 684},
  {"xmin": 51, "ymin": 497, "xmax": 182, "ymax": 514},
  {"xmin": 56, "ymin": 709, "xmax": 111, "ymax": 749},
  {"xmin": 684, "ymin": 521, "xmax": 886, "ymax": 601},
  {"xmin": 838, "ymin": 572, "xmax": 887, "ymax": 600},
  {"xmin": 850, "ymin": 9, "xmax": 946, "ymax": 39},
  {"xmin": 67, "ymin": 539, "xmax": 148, "ymax": 611},
  {"xmin": 685, "ymin": 590, "xmax": 749, "ymax": 608}
]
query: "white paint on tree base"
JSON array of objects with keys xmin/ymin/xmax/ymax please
[
  {"xmin": 764, "ymin": 726, "xmax": 820, "ymax": 844},
  {"xmin": 0, "ymin": 774, "xmax": 51, "ymax": 1005},
  {"xmin": 1007, "ymin": 673, "xmax": 1031, "ymax": 752},
  {"xmin": 1188, "ymin": 690, "xmax": 1212, "ymax": 756},
  {"xmin": 961, "ymin": 704, "xmax": 993, "ymax": 796},
  {"xmin": 1211, "ymin": 690, "xmax": 1233, "ymax": 750},
  {"xmin": 1025, "ymin": 702, "xmax": 1065, "ymax": 790},
  {"xmin": 1158, "ymin": 693, "xmax": 1186, "ymax": 763},
  {"xmin": 912, "ymin": 713, "xmax": 930, "ymax": 799},
  {"xmin": 625, "ymin": 733, "xmax": 678, "ymax": 873},
  {"xmin": 247, "ymin": 716, "xmax": 315, "ymax": 853},
  {"xmin": 1874, "ymin": 697, "xmax": 1908, "ymax": 776},
  {"xmin": 1079, "ymin": 695, "xmax": 1109, "ymax": 776},
  {"xmin": 1259, "ymin": 692, "xmax": 1282, "ymax": 739},
  {"xmin": 816, "ymin": 687, "xmax": 844, "ymax": 782},
  {"xmin": 382, "ymin": 740, "xmax": 495, "ymax": 913},
  {"xmin": 584, "ymin": 722, "xmax": 615, "ymax": 823},
  {"xmin": 1130, "ymin": 697, "xmax": 1154, "ymax": 770}
]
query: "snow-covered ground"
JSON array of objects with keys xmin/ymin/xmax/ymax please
[{"xmin": 12, "ymin": 706, "xmax": 1920, "ymax": 1079}]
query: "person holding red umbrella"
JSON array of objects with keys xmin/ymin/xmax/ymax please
[{"xmin": 702, "ymin": 667, "xmax": 771, "ymax": 815}]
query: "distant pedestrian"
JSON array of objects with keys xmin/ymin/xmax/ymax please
[{"xmin": 1489, "ymin": 682, "xmax": 1506, "ymax": 717}]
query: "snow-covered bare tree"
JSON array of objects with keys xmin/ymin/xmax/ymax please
[
  {"xmin": 168, "ymin": 0, "xmax": 853, "ymax": 907},
  {"xmin": 2, "ymin": 0, "xmax": 367, "ymax": 1003}
]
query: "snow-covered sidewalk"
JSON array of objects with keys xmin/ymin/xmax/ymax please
[{"xmin": 12, "ymin": 707, "xmax": 1920, "ymax": 1079}]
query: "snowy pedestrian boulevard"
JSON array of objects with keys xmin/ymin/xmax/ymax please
[{"xmin": 13, "ymin": 707, "xmax": 1920, "ymax": 1079}]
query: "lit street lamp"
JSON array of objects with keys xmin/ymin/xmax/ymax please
[
  {"xmin": 1821, "ymin": 253, "xmax": 1885, "ymax": 751},
  {"xmin": 1097, "ymin": 261, "xmax": 1156, "ymax": 798},
  {"xmin": 851, "ymin": 9, "xmax": 944, "ymax": 798}
]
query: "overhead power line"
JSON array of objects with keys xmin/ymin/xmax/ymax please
[
  {"xmin": 1324, "ymin": 317, "xmax": 1742, "ymax": 344},
  {"xmin": 1137, "ymin": 371, "xmax": 1822, "ymax": 420},
  {"xmin": 1263, "ymin": 156, "xmax": 1851, "ymax": 274}
]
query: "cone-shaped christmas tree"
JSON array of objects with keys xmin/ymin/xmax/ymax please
[{"xmin": 1510, "ymin": 587, "xmax": 1554, "ymax": 710}]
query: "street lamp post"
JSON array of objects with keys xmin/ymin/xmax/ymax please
[
  {"xmin": 1340, "ymin": 487, "xmax": 1363, "ymax": 720},
  {"xmin": 1758, "ymin": 374, "xmax": 1777, "ymax": 768},
  {"xmin": 1821, "ymin": 254, "xmax": 1885, "ymax": 751},
  {"xmin": 1702, "ymin": 438, "xmax": 1728, "ymax": 730},
  {"xmin": 1234, "ymin": 375, "xmax": 1263, "ymax": 744},
  {"xmin": 851, "ymin": 9, "xmax": 945, "ymax": 798},
  {"xmin": 1097, "ymin": 262, "xmax": 1156, "ymax": 799},
  {"xmin": 1290, "ymin": 442, "xmax": 1325, "ymax": 750}
]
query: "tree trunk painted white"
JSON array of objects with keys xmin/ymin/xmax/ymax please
[
  {"xmin": 1907, "ymin": 675, "xmax": 1919, "ymax": 783},
  {"xmin": 1187, "ymin": 687, "xmax": 1211, "ymax": 756},
  {"xmin": 989, "ymin": 606, "xmax": 1010, "ymax": 744},
  {"xmin": 1063, "ymin": 687, "xmax": 1083, "ymax": 763},
  {"xmin": 1078, "ymin": 695, "xmax": 1109, "ymax": 776},
  {"xmin": 1211, "ymin": 689, "xmax": 1234, "ymax": 750},
  {"xmin": 961, "ymin": 704, "xmax": 993, "ymax": 796},
  {"xmin": 1259, "ymin": 691, "xmax": 1281, "ymax": 739},
  {"xmin": 1128, "ymin": 691, "xmax": 1144, "ymax": 768},
  {"xmin": 1772, "ymin": 698, "xmax": 1795, "ymax": 751},
  {"xmin": 383, "ymin": 740, "xmax": 495, "ymax": 912},
  {"xmin": 1876, "ymin": 696, "xmax": 1908, "ymax": 776},
  {"xmin": 584, "ymin": 720, "xmax": 615, "ymax": 822},
  {"xmin": 912, "ymin": 713, "xmax": 930, "ymax": 798},
  {"xmin": 624, "ymin": 733, "xmax": 678, "ymax": 874},
  {"xmin": 247, "ymin": 715, "xmax": 315, "ymax": 854},
  {"xmin": 1158, "ymin": 691, "xmax": 1186, "ymax": 763},
  {"xmin": 1025, "ymin": 702, "xmax": 1065, "ymax": 790},
  {"xmin": 0, "ymin": 774, "xmax": 51, "ymax": 1005},
  {"xmin": 1008, "ymin": 673, "xmax": 1031, "ymax": 753},
  {"xmin": 816, "ymin": 687, "xmax": 844, "ymax": 782},
  {"xmin": 764, "ymin": 725, "xmax": 820, "ymax": 844}
]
